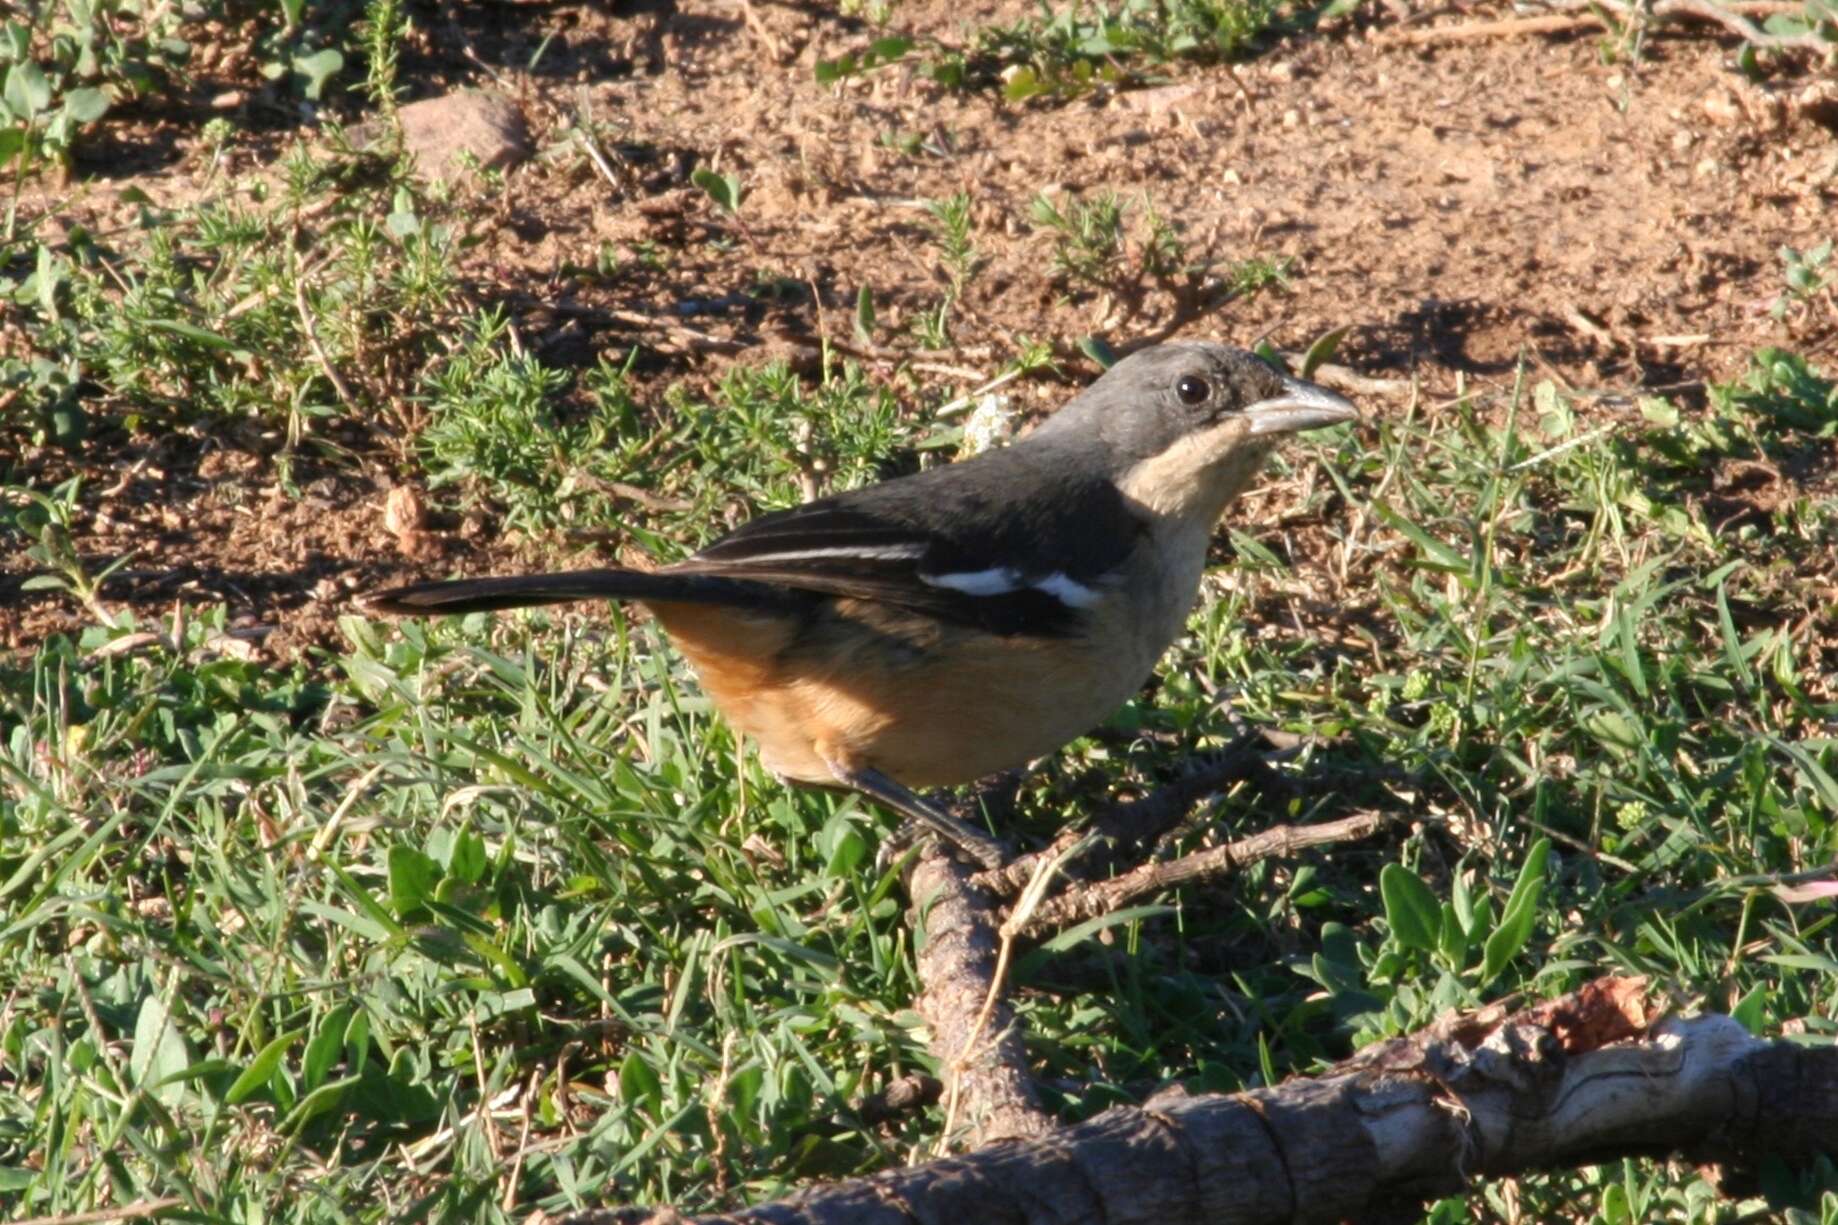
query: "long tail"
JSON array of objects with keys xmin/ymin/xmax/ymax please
[{"xmin": 359, "ymin": 567, "xmax": 788, "ymax": 616}]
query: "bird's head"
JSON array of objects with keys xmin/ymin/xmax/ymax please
[{"xmin": 1032, "ymin": 342, "xmax": 1358, "ymax": 522}]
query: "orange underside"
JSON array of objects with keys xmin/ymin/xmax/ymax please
[{"xmin": 646, "ymin": 598, "xmax": 1143, "ymax": 789}]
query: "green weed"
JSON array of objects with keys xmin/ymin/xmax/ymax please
[{"xmin": 816, "ymin": 0, "xmax": 1288, "ymax": 100}]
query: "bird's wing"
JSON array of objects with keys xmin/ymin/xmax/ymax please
[{"xmin": 672, "ymin": 468, "xmax": 1148, "ymax": 637}]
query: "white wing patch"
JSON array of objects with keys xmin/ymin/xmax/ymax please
[
  {"xmin": 922, "ymin": 567, "xmax": 1022, "ymax": 596},
  {"xmin": 921, "ymin": 567, "xmax": 1101, "ymax": 609},
  {"xmin": 1032, "ymin": 572, "xmax": 1100, "ymax": 608}
]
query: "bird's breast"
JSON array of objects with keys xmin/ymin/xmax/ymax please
[{"xmin": 648, "ymin": 557, "xmax": 1210, "ymax": 790}]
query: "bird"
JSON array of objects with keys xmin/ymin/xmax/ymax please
[{"xmin": 359, "ymin": 343, "xmax": 1357, "ymax": 869}]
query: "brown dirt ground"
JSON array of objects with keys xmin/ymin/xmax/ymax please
[{"xmin": 4, "ymin": 2, "xmax": 1836, "ymax": 660}]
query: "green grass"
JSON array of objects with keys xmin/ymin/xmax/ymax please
[
  {"xmin": 6, "ymin": 331, "xmax": 1837, "ymax": 1220},
  {"xmin": 5, "ymin": 19, "xmax": 1838, "ymax": 1225}
]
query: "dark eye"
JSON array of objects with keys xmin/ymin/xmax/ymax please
[{"xmin": 1176, "ymin": 375, "xmax": 1211, "ymax": 406}]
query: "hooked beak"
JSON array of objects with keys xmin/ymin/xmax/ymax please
[{"xmin": 1243, "ymin": 374, "xmax": 1359, "ymax": 437}]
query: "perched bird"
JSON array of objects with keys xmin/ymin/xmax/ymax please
[{"xmin": 360, "ymin": 343, "xmax": 1356, "ymax": 868}]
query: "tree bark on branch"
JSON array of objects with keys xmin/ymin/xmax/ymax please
[{"xmin": 585, "ymin": 978, "xmax": 1837, "ymax": 1225}]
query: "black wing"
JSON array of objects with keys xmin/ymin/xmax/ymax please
[{"xmin": 671, "ymin": 456, "xmax": 1147, "ymax": 637}]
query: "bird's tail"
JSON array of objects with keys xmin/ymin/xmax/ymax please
[{"xmin": 359, "ymin": 567, "xmax": 782, "ymax": 616}]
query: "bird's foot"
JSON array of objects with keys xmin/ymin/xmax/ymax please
[{"xmin": 875, "ymin": 816, "xmax": 1012, "ymax": 874}]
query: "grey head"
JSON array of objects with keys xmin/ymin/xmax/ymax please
[{"xmin": 1025, "ymin": 342, "xmax": 1357, "ymax": 474}]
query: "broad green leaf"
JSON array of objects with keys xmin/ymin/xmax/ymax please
[
  {"xmin": 619, "ymin": 1050, "xmax": 663, "ymax": 1115},
  {"xmin": 691, "ymin": 166, "xmax": 743, "ymax": 214},
  {"xmin": 225, "ymin": 1029, "xmax": 303, "ymax": 1104},
  {"xmin": 1380, "ymin": 863, "xmax": 1441, "ymax": 953},
  {"xmin": 1481, "ymin": 839, "xmax": 1550, "ymax": 985},
  {"xmin": 853, "ymin": 285, "xmax": 875, "ymax": 345},
  {"xmin": 62, "ymin": 86, "xmax": 108, "ymax": 123},
  {"xmin": 1300, "ymin": 325, "xmax": 1349, "ymax": 378},
  {"xmin": 294, "ymin": 48, "xmax": 344, "ymax": 100},
  {"xmin": 5, "ymin": 61, "xmax": 50, "ymax": 116},
  {"xmin": 279, "ymin": 1074, "xmax": 360, "ymax": 1133},
  {"xmin": 388, "ymin": 843, "xmax": 440, "ymax": 916},
  {"xmin": 130, "ymin": 993, "xmax": 194, "ymax": 1107},
  {"xmin": 303, "ymin": 1003, "xmax": 353, "ymax": 1091}
]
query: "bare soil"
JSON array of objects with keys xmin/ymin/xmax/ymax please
[{"xmin": 5, "ymin": 2, "xmax": 1836, "ymax": 660}]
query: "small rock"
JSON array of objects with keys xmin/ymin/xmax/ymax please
[
  {"xmin": 396, "ymin": 529, "xmax": 440, "ymax": 561},
  {"xmin": 1702, "ymin": 90, "xmax": 1742, "ymax": 126},
  {"xmin": 354, "ymin": 91, "xmax": 532, "ymax": 178},
  {"xmin": 210, "ymin": 89, "xmax": 246, "ymax": 111},
  {"xmin": 383, "ymin": 485, "xmax": 427, "ymax": 535},
  {"xmin": 1794, "ymin": 79, "xmax": 1838, "ymax": 130},
  {"xmin": 1671, "ymin": 129, "xmax": 1695, "ymax": 152},
  {"xmin": 1115, "ymin": 83, "xmax": 1200, "ymax": 115},
  {"xmin": 1282, "ymin": 108, "xmax": 1300, "ymax": 128}
]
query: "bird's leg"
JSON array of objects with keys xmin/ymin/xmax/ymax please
[{"xmin": 831, "ymin": 762, "xmax": 1010, "ymax": 870}]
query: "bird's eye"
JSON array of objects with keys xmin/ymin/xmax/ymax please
[{"xmin": 1176, "ymin": 375, "xmax": 1211, "ymax": 406}]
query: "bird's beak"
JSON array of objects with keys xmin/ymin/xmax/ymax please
[{"xmin": 1243, "ymin": 374, "xmax": 1359, "ymax": 437}]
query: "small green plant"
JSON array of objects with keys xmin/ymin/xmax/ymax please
[
  {"xmin": 1030, "ymin": 189, "xmax": 1128, "ymax": 288},
  {"xmin": 691, "ymin": 165, "xmax": 744, "ymax": 216},
  {"xmin": 911, "ymin": 296, "xmax": 954, "ymax": 348},
  {"xmin": 361, "ymin": 0, "xmax": 405, "ymax": 111},
  {"xmin": 819, "ymin": 0, "xmax": 1283, "ymax": 100},
  {"xmin": 815, "ymin": 34, "xmax": 915, "ymax": 84},
  {"xmin": 923, "ymin": 191, "xmax": 981, "ymax": 294},
  {"xmin": 674, "ymin": 357, "xmax": 915, "ymax": 515},
  {"xmin": 418, "ymin": 312, "xmax": 610, "ymax": 533},
  {"xmin": 692, "ymin": 164, "xmax": 759, "ymax": 250},
  {"xmin": 837, "ymin": 0, "xmax": 898, "ymax": 22},
  {"xmin": 1222, "ymin": 253, "xmax": 1292, "ymax": 300},
  {"xmin": 1029, "ymin": 188, "xmax": 1197, "ymax": 307},
  {"xmin": 9, "ymin": 477, "xmax": 128, "ymax": 627},
  {"xmin": 0, "ymin": 28, "xmax": 112, "ymax": 190},
  {"xmin": 988, "ymin": 0, "xmax": 1280, "ymax": 100},
  {"xmin": 1772, "ymin": 238, "xmax": 1833, "ymax": 323},
  {"xmin": 1373, "ymin": 839, "xmax": 1550, "ymax": 1002}
]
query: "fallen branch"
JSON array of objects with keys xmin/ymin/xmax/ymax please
[
  {"xmin": 907, "ymin": 849, "xmax": 1053, "ymax": 1146},
  {"xmin": 1377, "ymin": 0, "xmax": 1831, "ymax": 50},
  {"xmin": 583, "ymin": 977, "xmax": 1838, "ymax": 1224}
]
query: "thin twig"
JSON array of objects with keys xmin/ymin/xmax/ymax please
[
  {"xmin": 562, "ymin": 472, "xmax": 695, "ymax": 513},
  {"xmin": 973, "ymin": 741, "xmax": 1275, "ymax": 898},
  {"xmin": 11, "ymin": 1200, "xmax": 185, "ymax": 1225},
  {"xmin": 502, "ymin": 1066, "xmax": 540, "ymax": 1211},
  {"xmin": 292, "ymin": 251, "xmax": 358, "ymax": 411},
  {"xmin": 602, "ymin": 307, "xmax": 747, "ymax": 355},
  {"xmin": 1020, "ymin": 811, "xmax": 1385, "ymax": 938},
  {"xmin": 1377, "ymin": 0, "xmax": 1831, "ymax": 49}
]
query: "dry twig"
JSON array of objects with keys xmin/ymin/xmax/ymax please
[
  {"xmin": 1377, "ymin": 0, "xmax": 1831, "ymax": 49},
  {"xmin": 1019, "ymin": 810, "xmax": 1385, "ymax": 937}
]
